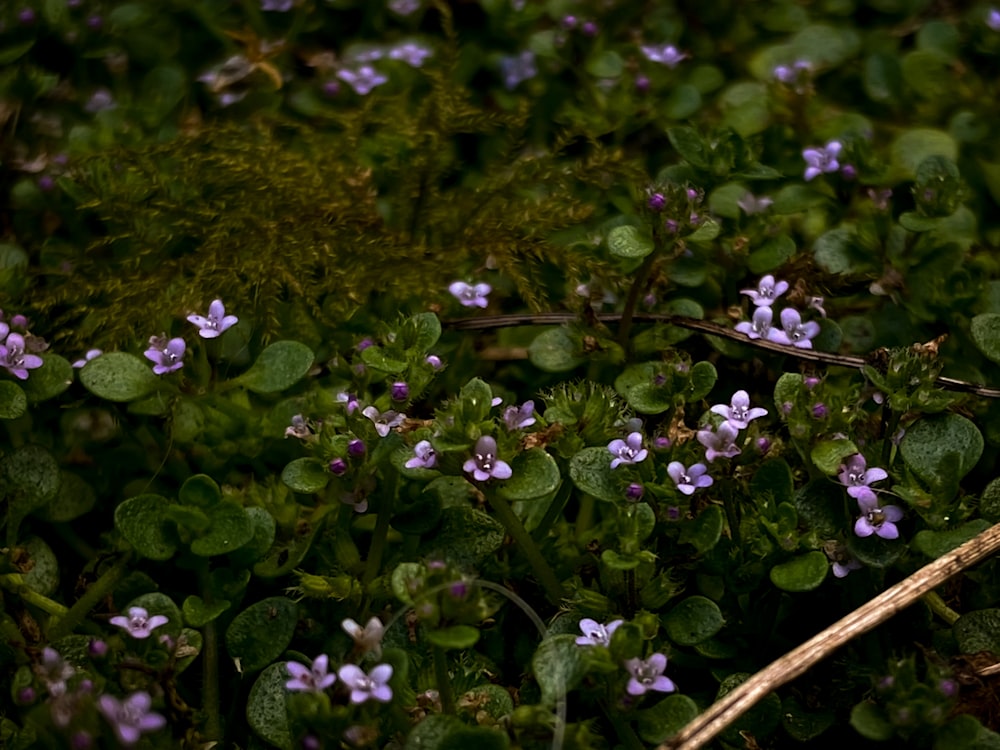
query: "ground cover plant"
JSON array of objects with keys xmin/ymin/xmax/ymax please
[{"xmin": 6, "ymin": 0, "xmax": 1000, "ymax": 748}]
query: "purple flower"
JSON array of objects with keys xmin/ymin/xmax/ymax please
[
  {"xmin": 736, "ymin": 191, "xmax": 773, "ymax": 215},
  {"xmin": 463, "ymin": 436, "xmax": 512, "ymax": 481},
  {"xmin": 626, "ymin": 483, "xmax": 644, "ymax": 501},
  {"xmin": 285, "ymin": 654, "xmax": 337, "ymax": 693},
  {"xmin": 854, "ymin": 489, "xmax": 904, "ymax": 540},
  {"xmin": 143, "ymin": 336, "xmax": 185, "ymax": 375},
  {"xmin": 337, "ymin": 66, "xmax": 388, "ymax": 95},
  {"xmin": 624, "ymin": 653, "xmax": 676, "ymax": 696},
  {"xmin": 608, "ymin": 432, "xmax": 648, "ymax": 469},
  {"xmin": 803, "ymin": 141, "xmax": 843, "ymax": 181},
  {"xmin": 84, "ymin": 89, "xmax": 115, "ymax": 113},
  {"xmin": 740, "ymin": 275, "xmax": 789, "ymax": 307},
  {"xmin": 110, "ymin": 607, "xmax": 169, "ymax": 639},
  {"xmin": 697, "ymin": 421, "xmax": 741, "ymax": 462},
  {"xmin": 389, "ymin": 0, "xmax": 421, "ymax": 14},
  {"xmin": 389, "ymin": 42, "xmax": 433, "ymax": 67},
  {"xmin": 839, "ymin": 454, "xmax": 888, "ymax": 499},
  {"xmin": 640, "ymin": 44, "xmax": 688, "ymax": 68},
  {"xmin": 362, "ymin": 406, "xmax": 406, "ymax": 437},
  {"xmin": 97, "ymin": 692, "xmax": 166, "ymax": 746},
  {"xmin": 710, "ymin": 390, "xmax": 768, "ymax": 430},
  {"xmin": 667, "ymin": 462, "xmax": 714, "ymax": 495},
  {"xmin": 648, "ymin": 192, "xmax": 666, "ymax": 211},
  {"xmin": 449, "ymin": 280, "xmax": 491, "ymax": 308},
  {"xmin": 34, "ymin": 648, "xmax": 75, "ymax": 697},
  {"xmin": 337, "ymin": 392, "xmax": 360, "ymax": 414},
  {"xmin": 426, "ymin": 354, "xmax": 442, "ymax": 369},
  {"xmin": 261, "ymin": 0, "xmax": 293, "ymax": 10},
  {"xmin": 499, "ymin": 50, "xmax": 537, "ymax": 90},
  {"xmin": 348, "ymin": 439, "xmax": 366, "ymax": 457},
  {"xmin": 768, "ymin": 308, "xmax": 820, "ymax": 349},
  {"xmin": 988, "ymin": 8, "xmax": 1000, "ymax": 31},
  {"xmin": 812, "ymin": 403, "xmax": 828, "ymax": 419},
  {"xmin": 503, "ymin": 401, "xmax": 536, "ymax": 430},
  {"xmin": 391, "ymin": 381, "xmax": 410, "ymax": 401},
  {"xmin": 187, "ymin": 299, "xmax": 238, "ymax": 339},
  {"xmin": 405, "ymin": 440, "xmax": 438, "ymax": 469},
  {"xmin": 329, "ymin": 458, "xmax": 348, "ymax": 476},
  {"xmin": 832, "ymin": 557, "xmax": 863, "ymax": 578},
  {"xmin": 575, "ymin": 617, "xmax": 623, "ymax": 647},
  {"xmin": 342, "ymin": 617, "xmax": 385, "ymax": 659},
  {"xmin": 338, "ymin": 663, "xmax": 393, "ymax": 704},
  {"xmin": 285, "ymin": 414, "xmax": 314, "ymax": 440},
  {"xmin": 0, "ymin": 332, "xmax": 44, "ymax": 379},
  {"xmin": 71, "ymin": 349, "xmax": 102, "ymax": 368}
]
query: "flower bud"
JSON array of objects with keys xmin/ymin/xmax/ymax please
[
  {"xmin": 812, "ymin": 403, "xmax": 828, "ymax": 419},
  {"xmin": 329, "ymin": 458, "xmax": 348, "ymax": 476},
  {"xmin": 391, "ymin": 381, "xmax": 410, "ymax": 401},
  {"xmin": 348, "ymin": 439, "xmax": 366, "ymax": 457},
  {"xmin": 648, "ymin": 192, "xmax": 666, "ymax": 211},
  {"xmin": 426, "ymin": 354, "xmax": 442, "ymax": 369},
  {"xmin": 626, "ymin": 483, "xmax": 644, "ymax": 501}
]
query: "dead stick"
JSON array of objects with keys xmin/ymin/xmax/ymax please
[{"xmin": 660, "ymin": 522, "xmax": 1000, "ymax": 750}]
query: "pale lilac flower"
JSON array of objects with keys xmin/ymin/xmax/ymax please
[
  {"xmin": 575, "ymin": 618, "xmax": 623, "ymax": 647},
  {"xmin": 624, "ymin": 653, "xmax": 676, "ymax": 696},
  {"xmin": 338, "ymin": 663, "xmax": 394, "ymax": 704},
  {"xmin": 808, "ymin": 296, "xmax": 827, "ymax": 318},
  {"xmin": 284, "ymin": 414, "xmax": 315, "ymax": 440},
  {"xmin": 491, "ymin": 396, "xmax": 503, "ymax": 407},
  {"xmin": 337, "ymin": 66, "xmax": 388, "ymax": 95},
  {"xmin": 389, "ymin": 42, "xmax": 432, "ymax": 67},
  {"xmin": 464, "ymin": 435, "xmax": 512, "ymax": 481},
  {"xmin": 769, "ymin": 308, "xmax": 820, "ymax": 349},
  {"xmin": 342, "ymin": 616, "xmax": 385, "ymax": 658},
  {"xmin": 405, "ymin": 440, "xmax": 438, "ymax": 469},
  {"xmin": 426, "ymin": 354, "xmax": 442, "ymax": 369},
  {"xmin": 640, "ymin": 44, "xmax": 688, "ymax": 68},
  {"xmin": 803, "ymin": 141, "xmax": 843, "ymax": 181},
  {"xmin": 697, "ymin": 421, "xmax": 741, "ymax": 462},
  {"xmin": 389, "ymin": 0, "xmax": 421, "ymax": 14},
  {"xmin": 110, "ymin": 607, "xmax": 169, "ymax": 639},
  {"xmin": 854, "ymin": 489, "xmax": 904, "ymax": 540},
  {"xmin": 449, "ymin": 281, "xmax": 491, "ymax": 308},
  {"xmin": 667, "ymin": 462, "xmax": 713, "ymax": 495},
  {"xmin": 187, "ymin": 299, "xmax": 238, "ymax": 339},
  {"xmin": 348, "ymin": 48, "xmax": 386, "ymax": 63},
  {"xmin": 98, "ymin": 692, "xmax": 166, "ymax": 746},
  {"xmin": 84, "ymin": 89, "xmax": 116, "ymax": 113},
  {"xmin": 711, "ymin": 390, "xmax": 768, "ymax": 430},
  {"xmin": 735, "ymin": 306, "xmax": 773, "ymax": 340},
  {"xmin": 337, "ymin": 392, "xmax": 360, "ymax": 414},
  {"xmin": 34, "ymin": 648, "xmax": 75, "ymax": 697},
  {"xmin": 143, "ymin": 336, "xmax": 185, "ymax": 375},
  {"xmin": 499, "ymin": 50, "xmax": 537, "ymax": 90},
  {"xmin": 503, "ymin": 401, "xmax": 536, "ymax": 430},
  {"xmin": 736, "ymin": 192, "xmax": 773, "ymax": 215},
  {"xmin": 285, "ymin": 655, "xmax": 337, "ymax": 693},
  {"xmin": 71, "ymin": 349, "xmax": 102, "ymax": 368},
  {"xmin": 0, "ymin": 332, "xmax": 44, "ymax": 379},
  {"xmin": 832, "ymin": 557, "xmax": 863, "ymax": 578},
  {"xmin": 261, "ymin": 0, "xmax": 293, "ymax": 10},
  {"xmin": 740, "ymin": 275, "xmax": 788, "ymax": 307},
  {"xmin": 867, "ymin": 187, "xmax": 893, "ymax": 211},
  {"xmin": 988, "ymin": 8, "xmax": 1000, "ymax": 31},
  {"xmin": 608, "ymin": 432, "xmax": 648, "ymax": 469},
  {"xmin": 362, "ymin": 406, "xmax": 406, "ymax": 437},
  {"xmin": 839, "ymin": 454, "xmax": 888, "ymax": 499}
]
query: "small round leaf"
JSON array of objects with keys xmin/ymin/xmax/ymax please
[
  {"xmin": 226, "ymin": 596, "xmax": 298, "ymax": 674},
  {"xmin": 234, "ymin": 341, "xmax": 314, "ymax": 394},
  {"xmin": 281, "ymin": 457, "xmax": 330, "ymax": 493},
  {"xmin": 664, "ymin": 595, "xmax": 725, "ymax": 646},
  {"xmin": 769, "ymin": 551, "xmax": 829, "ymax": 592},
  {"xmin": 114, "ymin": 494, "xmax": 179, "ymax": 560},
  {"xmin": 80, "ymin": 352, "xmax": 161, "ymax": 402},
  {"xmin": 247, "ymin": 662, "xmax": 293, "ymax": 750},
  {"xmin": 497, "ymin": 449, "xmax": 560, "ymax": 501}
]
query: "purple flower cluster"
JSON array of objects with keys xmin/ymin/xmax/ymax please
[
  {"xmin": 0, "ymin": 318, "xmax": 43, "ymax": 380},
  {"xmin": 840, "ymin": 454, "xmax": 902, "ymax": 540},
  {"xmin": 802, "ymin": 140, "xmax": 845, "ymax": 181},
  {"xmin": 735, "ymin": 275, "xmax": 821, "ymax": 350},
  {"xmin": 575, "ymin": 619, "xmax": 676, "ymax": 697},
  {"xmin": 286, "ymin": 643, "xmax": 393, "ymax": 705}
]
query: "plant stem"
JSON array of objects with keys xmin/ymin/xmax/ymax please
[
  {"xmin": 47, "ymin": 551, "xmax": 132, "ymax": 640},
  {"xmin": 602, "ymin": 699, "xmax": 645, "ymax": 750},
  {"xmin": 433, "ymin": 646, "xmax": 455, "ymax": 714},
  {"xmin": 923, "ymin": 590, "xmax": 960, "ymax": 625},
  {"xmin": 0, "ymin": 574, "xmax": 70, "ymax": 618},
  {"xmin": 200, "ymin": 561, "xmax": 222, "ymax": 743},
  {"xmin": 617, "ymin": 250, "xmax": 659, "ymax": 351},
  {"xmin": 362, "ymin": 471, "xmax": 397, "ymax": 591},
  {"xmin": 488, "ymin": 491, "xmax": 565, "ymax": 605},
  {"xmin": 530, "ymin": 479, "xmax": 572, "ymax": 544}
]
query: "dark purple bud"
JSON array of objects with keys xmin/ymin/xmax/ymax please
[
  {"xmin": 653, "ymin": 436, "xmax": 671, "ymax": 450},
  {"xmin": 329, "ymin": 458, "xmax": 348, "ymax": 476},
  {"xmin": 67, "ymin": 0, "xmax": 83, "ymax": 7},
  {"xmin": 686, "ymin": 188, "xmax": 699, "ymax": 201},
  {"xmin": 391, "ymin": 381, "xmax": 410, "ymax": 401},
  {"xmin": 812, "ymin": 403, "xmax": 828, "ymax": 419},
  {"xmin": 581, "ymin": 20, "xmax": 598, "ymax": 36},
  {"xmin": 88, "ymin": 639, "xmax": 108, "ymax": 658},
  {"xmin": 79, "ymin": 679, "xmax": 94, "ymax": 692},
  {"xmin": 756, "ymin": 436, "xmax": 771, "ymax": 454},
  {"xmin": 52, "ymin": 153, "xmax": 69, "ymax": 166},
  {"xmin": 635, "ymin": 74, "xmax": 650, "ymax": 93},
  {"xmin": 781, "ymin": 401, "xmax": 793, "ymax": 415},
  {"xmin": 665, "ymin": 219, "xmax": 679, "ymax": 233},
  {"xmin": 666, "ymin": 507, "xmax": 680, "ymax": 521},
  {"xmin": 841, "ymin": 163, "xmax": 857, "ymax": 181},
  {"xmin": 322, "ymin": 80, "xmax": 341, "ymax": 97},
  {"xmin": 804, "ymin": 376, "xmax": 820, "ymax": 389},
  {"xmin": 427, "ymin": 559, "xmax": 446, "ymax": 570},
  {"xmin": 426, "ymin": 354, "xmax": 442, "ymax": 369},
  {"xmin": 648, "ymin": 192, "xmax": 666, "ymax": 211},
  {"xmin": 86, "ymin": 14, "xmax": 103, "ymax": 29},
  {"xmin": 18, "ymin": 8, "xmax": 36, "ymax": 24},
  {"xmin": 71, "ymin": 732, "xmax": 93, "ymax": 750},
  {"xmin": 37, "ymin": 175, "xmax": 55, "ymax": 192},
  {"xmin": 353, "ymin": 363, "xmax": 366, "ymax": 376},
  {"xmin": 348, "ymin": 439, "xmax": 366, "ymax": 457},
  {"xmin": 302, "ymin": 736, "xmax": 321, "ymax": 750},
  {"xmin": 11, "ymin": 314, "xmax": 28, "ymax": 329},
  {"xmin": 562, "ymin": 15, "xmax": 577, "ymax": 28},
  {"xmin": 17, "ymin": 687, "xmax": 35, "ymax": 704},
  {"xmin": 938, "ymin": 679, "xmax": 958, "ymax": 698},
  {"xmin": 449, "ymin": 581, "xmax": 468, "ymax": 599},
  {"xmin": 689, "ymin": 212, "xmax": 700, "ymax": 224},
  {"xmin": 356, "ymin": 338, "xmax": 373, "ymax": 351},
  {"xmin": 653, "ymin": 374, "xmax": 667, "ymax": 386},
  {"xmin": 877, "ymin": 675, "xmax": 894, "ymax": 690},
  {"xmin": 626, "ymin": 483, "xmax": 644, "ymax": 501}
]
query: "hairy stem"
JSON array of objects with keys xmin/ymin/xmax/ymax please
[
  {"xmin": 0, "ymin": 574, "xmax": 70, "ymax": 619},
  {"xmin": 488, "ymin": 491, "xmax": 565, "ymax": 605},
  {"xmin": 433, "ymin": 646, "xmax": 455, "ymax": 714},
  {"xmin": 362, "ymin": 471, "xmax": 397, "ymax": 591},
  {"xmin": 47, "ymin": 551, "xmax": 132, "ymax": 640}
]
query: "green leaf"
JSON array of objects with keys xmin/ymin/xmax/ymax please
[
  {"xmin": 772, "ymin": 185, "xmax": 828, "ymax": 214},
  {"xmin": 420, "ymin": 507, "xmax": 504, "ymax": 567},
  {"xmin": 404, "ymin": 715, "xmax": 466, "ymax": 750},
  {"xmin": 664, "ymin": 595, "xmax": 725, "ymax": 646},
  {"xmin": 114, "ymin": 494, "xmax": 179, "ymax": 561},
  {"xmin": 981, "ymin": 478, "xmax": 1000, "ymax": 523},
  {"xmin": 182, "ymin": 595, "xmax": 231, "ymax": 627},
  {"xmin": 20, "ymin": 536, "xmax": 59, "ymax": 597},
  {"xmin": 281, "ymin": 457, "xmax": 331, "ymax": 493},
  {"xmin": 664, "ymin": 84, "xmax": 701, "ymax": 120},
  {"xmin": 585, "ymin": 50, "xmax": 623, "ymax": 78},
  {"xmin": 863, "ymin": 52, "xmax": 902, "ymax": 103},
  {"xmin": 954, "ymin": 609, "xmax": 1000, "ymax": 655},
  {"xmin": 424, "ymin": 625, "xmax": 481, "ymax": 650},
  {"xmin": 769, "ymin": 551, "xmax": 828, "ymax": 592},
  {"xmin": 720, "ymin": 82, "xmax": 770, "ymax": 136},
  {"xmin": 750, "ymin": 459, "xmax": 794, "ymax": 506},
  {"xmin": 138, "ymin": 64, "xmax": 186, "ymax": 127},
  {"xmin": 190, "ymin": 503, "xmax": 255, "ymax": 557},
  {"xmin": 569, "ymin": 447, "xmax": 625, "ymax": 503},
  {"xmin": 19, "ymin": 354, "xmax": 73, "ymax": 403},
  {"xmin": 912, "ymin": 520, "xmax": 991, "ymax": 558},
  {"xmin": 0, "ymin": 39, "xmax": 35, "ymax": 65},
  {"xmin": 667, "ymin": 127, "xmax": 707, "ymax": 168},
  {"xmin": 971, "ymin": 314, "xmax": 1000, "ymax": 364},
  {"xmin": 889, "ymin": 128, "xmax": 958, "ymax": 181},
  {"xmin": 0, "ymin": 382, "xmax": 26, "ymax": 419},
  {"xmin": 80, "ymin": 352, "xmax": 161, "ymax": 402},
  {"xmin": 782, "ymin": 696, "xmax": 835, "ymax": 741},
  {"xmin": 246, "ymin": 663, "xmax": 293, "ymax": 750},
  {"xmin": 178, "ymin": 474, "xmax": 221, "ymax": 508},
  {"xmin": 226, "ymin": 596, "xmax": 298, "ymax": 674},
  {"xmin": 795, "ymin": 479, "xmax": 847, "ymax": 537},
  {"xmin": 687, "ymin": 361, "xmax": 717, "ymax": 402},
  {"xmin": 850, "ymin": 702, "xmax": 895, "ymax": 741},
  {"xmin": 688, "ymin": 218, "xmax": 721, "ymax": 243},
  {"xmin": 361, "ymin": 345, "xmax": 408, "ymax": 374},
  {"xmin": 637, "ymin": 694, "xmax": 700, "ymax": 744},
  {"xmin": 230, "ymin": 507, "xmax": 277, "ymax": 565},
  {"xmin": 233, "ymin": 341, "xmax": 314, "ymax": 394},
  {"xmin": 847, "ymin": 533, "xmax": 905, "ymax": 568},
  {"xmin": 601, "ymin": 549, "xmax": 641, "ymax": 571},
  {"xmin": 678, "ymin": 505, "xmax": 724, "ymax": 553},
  {"xmin": 409, "ymin": 312, "xmax": 442, "ymax": 352},
  {"xmin": 748, "ymin": 235, "xmax": 797, "ymax": 274},
  {"xmin": 2, "ymin": 445, "xmax": 60, "ymax": 544},
  {"xmin": 810, "ymin": 438, "xmax": 858, "ymax": 476},
  {"xmin": 532, "ymin": 635, "xmax": 587, "ymax": 705},
  {"xmin": 35, "ymin": 471, "xmax": 96, "ymax": 523},
  {"xmin": 440, "ymin": 728, "xmax": 509, "ymax": 750},
  {"xmin": 814, "ymin": 225, "xmax": 860, "ymax": 274},
  {"xmin": 900, "ymin": 414, "xmax": 983, "ymax": 494},
  {"xmin": 528, "ymin": 328, "xmax": 584, "ymax": 373},
  {"xmin": 708, "ymin": 183, "xmax": 750, "ymax": 220},
  {"xmin": 497, "ymin": 449, "xmax": 560, "ymax": 501},
  {"xmin": 607, "ymin": 225, "xmax": 654, "ymax": 259}
]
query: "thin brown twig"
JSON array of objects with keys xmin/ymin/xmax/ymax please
[{"xmin": 658, "ymin": 522, "xmax": 1000, "ymax": 750}]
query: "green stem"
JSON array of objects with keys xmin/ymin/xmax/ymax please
[
  {"xmin": 601, "ymin": 699, "xmax": 644, "ymax": 750},
  {"xmin": 200, "ymin": 561, "xmax": 222, "ymax": 743},
  {"xmin": 923, "ymin": 590, "xmax": 960, "ymax": 625},
  {"xmin": 433, "ymin": 646, "xmax": 455, "ymax": 714},
  {"xmin": 0, "ymin": 574, "xmax": 70, "ymax": 618},
  {"xmin": 617, "ymin": 250, "xmax": 659, "ymax": 352},
  {"xmin": 721, "ymin": 479, "xmax": 741, "ymax": 546},
  {"xmin": 488, "ymin": 491, "xmax": 565, "ymax": 605},
  {"xmin": 47, "ymin": 551, "xmax": 132, "ymax": 640},
  {"xmin": 530, "ymin": 479, "xmax": 573, "ymax": 544},
  {"xmin": 575, "ymin": 495, "xmax": 595, "ymax": 545},
  {"xmin": 362, "ymin": 472, "xmax": 397, "ymax": 590}
]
